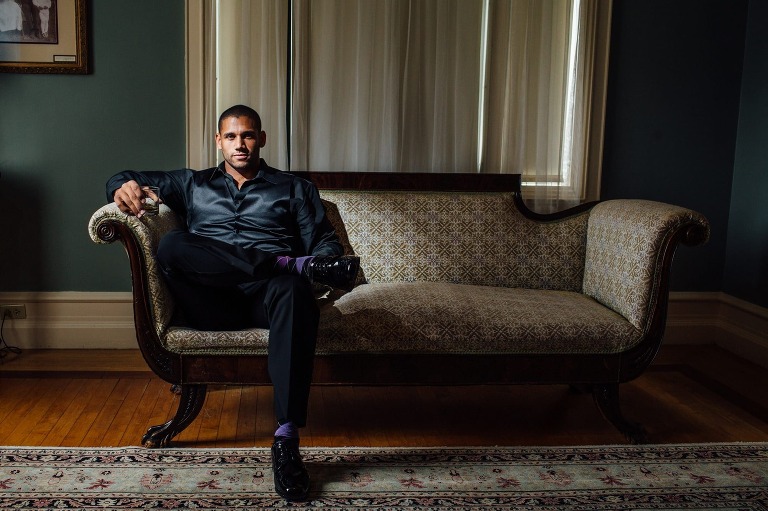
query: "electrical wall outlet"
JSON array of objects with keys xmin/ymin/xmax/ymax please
[{"xmin": 0, "ymin": 304, "xmax": 26, "ymax": 319}]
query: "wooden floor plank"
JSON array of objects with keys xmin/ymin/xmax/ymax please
[
  {"xmin": 355, "ymin": 386, "xmax": 392, "ymax": 446},
  {"xmin": 42, "ymin": 379, "xmax": 95, "ymax": 446},
  {"xmin": 629, "ymin": 371, "xmax": 768, "ymax": 442},
  {"xmin": 0, "ymin": 378, "xmax": 49, "ymax": 432},
  {"xmin": 0, "ymin": 349, "xmax": 148, "ymax": 373},
  {"xmin": 117, "ymin": 378, "xmax": 166, "ymax": 446},
  {"xmin": 304, "ymin": 387, "xmax": 337, "ymax": 447},
  {"xmin": 21, "ymin": 379, "xmax": 89, "ymax": 446},
  {"xmin": 195, "ymin": 386, "xmax": 226, "ymax": 447},
  {"xmin": 235, "ymin": 386, "xmax": 259, "ymax": 447},
  {"xmin": 254, "ymin": 386, "xmax": 276, "ymax": 446},
  {"xmin": 331, "ymin": 386, "xmax": 374, "ymax": 447},
  {"xmin": 61, "ymin": 379, "xmax": 120, "ymax": 447},
  {"xmin": 99, "ymin": 378, "xmax": 153, "ymax": 447},
  {"xmin": 0, "ymin": 378, "xmax": 69, "ymax": 445},
  {"xmin": 216, "ymin": 386, "xmax": 243, "ymax": 447},
  {"xmin": 331, "ymin": 387, "xmax": 381, "ymax": 447},
  {"xmin": 0, "ymin": 345, "xmax": 766, "ymax": 448}
]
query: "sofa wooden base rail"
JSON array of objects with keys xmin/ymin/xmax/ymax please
[{"xmin": 89, "ymin": 172, "xmax": 710, "ymax": 447}]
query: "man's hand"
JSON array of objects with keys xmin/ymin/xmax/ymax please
[{"xmin": 113, "ymin": 180, "xmax": 159, "ymax": 218}]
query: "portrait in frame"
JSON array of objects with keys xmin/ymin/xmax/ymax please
[{"xmin": 0, "ymin": 0, "xmax": 88, "ymax": 74}]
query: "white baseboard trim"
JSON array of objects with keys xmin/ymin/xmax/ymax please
[
  {"xmin": 0, "ymin": 292, "xmax": 136, "ymax": 349},
  {"xmin": 1, "ymin": 291, "xmax": 767, "ymax": 366}
]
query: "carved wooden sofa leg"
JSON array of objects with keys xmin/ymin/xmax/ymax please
[
  {"xmin": 142, "ymin": 384, "xmax": 208, "ymax": 448},
  {"xmin": 592, "ymin": 383, "xmax": 648, "ymax": 444}
]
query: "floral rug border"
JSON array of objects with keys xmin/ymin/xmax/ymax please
[{"xmin": 1, "ymin": 443, "xmax": 767, "ymax": 510}]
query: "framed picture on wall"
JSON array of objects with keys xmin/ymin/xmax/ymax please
[{"xmin": 0, "ymin": 0, "xmax": 88, "ymax": 74}]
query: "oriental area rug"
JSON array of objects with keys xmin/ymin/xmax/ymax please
[{"xmin": 1, "ymin": 443, "xmax": 767, "ymax": 510}]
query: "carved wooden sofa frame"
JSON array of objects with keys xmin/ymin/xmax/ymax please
[{"xmin": 89, "ymin": 172, "xmax": 709, "ymax": 447}]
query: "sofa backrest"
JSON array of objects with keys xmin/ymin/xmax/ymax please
[{"xmin": 321, "ymin": 190, "xmax": 590, "ymax": 291}]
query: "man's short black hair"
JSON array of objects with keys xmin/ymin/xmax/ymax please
[{"xmin": 218, "ymin": 105, "xmax": 262, "ymax": 132}]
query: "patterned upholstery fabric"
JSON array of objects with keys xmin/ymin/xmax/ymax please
[
  {"xmin": 165, "ymin": 283, "xmax": 641, "ymax": 355},
  {"xmin": 88, "ymin": 191, "xmax": 706, "ymax": 357},
  {"xmin": 320, "ymin": 191, "xmax": 589, "ymax": 290},
  {"xmin": 583, "ymin": 200, "xmax": 709, "ymax": 329}
]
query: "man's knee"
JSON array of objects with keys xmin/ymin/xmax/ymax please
[{"xmin": 156, "ymin": 230, "xmax": 189, "ymax": 271}]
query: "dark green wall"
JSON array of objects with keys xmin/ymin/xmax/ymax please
[
  {"xmin": 0, "ymin": 0, "xmax": 186, "ymax": 291},
  {"xmin": 0, "ymin": 0, "xmax": 764, "ymax": 308},
  {"xmin": 724, "ymin": 0, "xmax": 768, "ymax": 307},
  {"xmin": 601, "ymin": 0, "xmax": 748, "ymax": 293},
  {"xmin": 603, "ymin": 0, "xmax": 768, "ymax": 308}
]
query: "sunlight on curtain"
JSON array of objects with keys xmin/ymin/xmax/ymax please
[{"xmin": 483, "ymin": 0, "xmax": 589, "ymax": 210}]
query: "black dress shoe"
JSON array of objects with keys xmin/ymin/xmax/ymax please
[
  {"xmin": 305, "ymin": 255, "xmax": 360, "ymax": 291},
  {"xmin": 271, "ymin": 437, "xmax": 310, "ymax": 501}
]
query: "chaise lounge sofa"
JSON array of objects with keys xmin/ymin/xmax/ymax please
[{"xmin": 88, "ymin": 172, "xmax": 709, "ymax": 447}]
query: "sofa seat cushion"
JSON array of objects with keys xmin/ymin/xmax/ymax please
[{"xmin": 163, "ymin": 282, "xmax": 641, "ymax": 356}]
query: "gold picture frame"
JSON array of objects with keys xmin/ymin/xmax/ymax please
[{"xmin": 0, "ymin": 0, "xmax": 88, "ymax": 74}]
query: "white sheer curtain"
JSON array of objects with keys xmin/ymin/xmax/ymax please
[
  {"xmin": 216, "ymin": 0, "xmax": 290, "ymax": 170},
  {"xmin": 291, "ymin": 0, "xmax": 482, "ymax": 173},
  {"xmin": 186, "ymin": 0, "xmax": 218, "ymax": 171},
  {"xmin": 484, "ymin": 0, "xmax": 596, "ymax": 210},
  {"xmin": 191, "ymin": 0, "xmax": 608, "ymax": 212}
]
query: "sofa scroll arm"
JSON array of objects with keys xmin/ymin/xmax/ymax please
[
  {"xmin": 679, "ymin": 221, "xmax": 710, "ymax": 247},
  {"xmin": 582, "ymin": 200, "xmax": 710, "ymax": 383},
  {"xmin": 88, "ymin": 205, "xmax": 181, "ymax": 382},
  {"xmin": 94, "ymin": 218, "xmax": 122, "ymax": 245},
  {"xmin": 619, "ymin": 214, "xmax": 710, "ymax": 380}
]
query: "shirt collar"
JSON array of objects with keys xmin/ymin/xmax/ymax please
[{"xmin": 211, "ymin": 159, "xmax": 280, "ymax": 184}]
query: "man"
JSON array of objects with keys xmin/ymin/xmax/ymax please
[
  {"xmin": 107, "ymin": 105, "xmax": 359, "ymax": 501},
  {"xmin": 31, "ymin": 0, "xmax": 51, "ymax": 39}
]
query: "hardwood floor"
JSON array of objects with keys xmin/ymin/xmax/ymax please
[{"xmin": 0, "ymin": 344, "xmax": 766, "ymax": 448}]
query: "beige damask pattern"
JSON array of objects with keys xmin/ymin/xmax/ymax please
[
  {"xmin": 165, "ymin": 282, "xmax": 641, "ymax": 355},
  {"xmin": 582, "ymin": 200, "xmax": 709, "ymax": 329},
  {"xmin": 320, "ymin": 191, "xmax": 589, "ymax": 291}
]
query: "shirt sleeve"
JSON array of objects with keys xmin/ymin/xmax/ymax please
[
  {"xmin": 295, "ymin": 180, "xmax": 344, "ymax": 257},
  {"xmin": 105, "ymin": 169, "xmax": 193, "ymax": 217}
]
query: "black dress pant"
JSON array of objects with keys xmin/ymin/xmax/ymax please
[{"xmin": 156, "ymin": 230, "xmax": 319, "ymax": 427}]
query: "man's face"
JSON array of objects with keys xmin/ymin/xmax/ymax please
[{"xmin": 216, "ymin": 115, "xmax": 266, "ymax": 176}]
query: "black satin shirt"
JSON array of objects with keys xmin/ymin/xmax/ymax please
[{"xmin": 106, "ymin": 160, "xmax": 343, "ymax": 257}]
